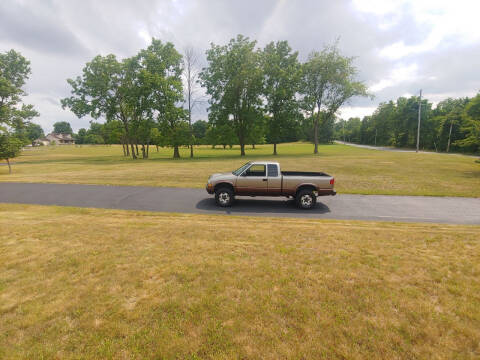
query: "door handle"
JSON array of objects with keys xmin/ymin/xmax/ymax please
[{"xmin": 262, "ymin": 178, "xmax": 268, "ymax": 181}]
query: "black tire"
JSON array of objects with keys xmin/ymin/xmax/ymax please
[
  {"xmin": 215, "ymin": 187, "xmax": 235, "ymax": 207},
  {"xmin": 296, "ymin": 189, "xmax": 316, "ymax": 209}
]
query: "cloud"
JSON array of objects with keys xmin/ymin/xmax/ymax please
[
  {"xmin": 1, "ymin": 0, "xmax": 479, "ymax": 130},
  {"xmin": 369, "ymin": 64, "xmax": 418, "ymax": 92}
]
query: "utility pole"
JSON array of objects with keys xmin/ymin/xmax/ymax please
[
  {"xmin": 416, "ymin": 89, "xmax": 422, "ymax": 153},
  {"xmin": 375, "ymin": 128, "xmax": 377, "ymax": 146},
  {"xmin": 343, "ymin": 121, "xmax": 345, "ymax": 144},
  {"xmin": 446, "ymin": 118, "xmax": 453, "ymax": 153}
]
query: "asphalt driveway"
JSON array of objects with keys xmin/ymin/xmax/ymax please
[{"xmin": 1, "ymin": 182, "xmax": 479, "ymax": 224}]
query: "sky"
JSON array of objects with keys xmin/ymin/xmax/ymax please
[{"xmin": 1, "ymin": 0, "xmax": 480, "ymax": 132}]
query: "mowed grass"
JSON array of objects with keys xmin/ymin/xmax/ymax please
[
  {"xmin": 1, "ymin": 142, "xmax": 479, "ymax": 197},
  {"xmin": 0, "ymin": 204, "xmax": 479, "ymax": 359}
]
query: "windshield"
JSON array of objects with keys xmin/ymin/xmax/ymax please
[{"xmin": 232, "ymin": 162, "xmax": 251, "ymax": 176}]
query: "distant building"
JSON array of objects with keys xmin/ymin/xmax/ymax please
[{"xmin": 34, "ymin": 133, "xmax": 75, "ymax": 146}]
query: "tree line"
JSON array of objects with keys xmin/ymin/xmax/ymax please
[
  {"xmin": 61, "ymin": 35, "xmax": 368, "ymax": 158},
  {"xmin": 335, "ymin": 94, "xmax": 480, "ymax": 154}
]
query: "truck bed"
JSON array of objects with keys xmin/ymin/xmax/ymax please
[{"xmin": 281, "ymin": 171, "xmax": 330, "ymax": 177}]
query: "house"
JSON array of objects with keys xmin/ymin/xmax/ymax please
[{"xmin": 34, "ymin": 133, "xmax": 75, "ymax": 146}]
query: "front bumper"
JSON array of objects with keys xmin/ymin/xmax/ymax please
[{"xmin": 206, "ymin": 183, "xmax": 214, "ymax": 194}]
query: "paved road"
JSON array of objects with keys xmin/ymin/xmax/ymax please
[
  {"xmin": 1, "ymin": 182, "xmax": 479, "ymax": 224},
  {"xmin": 335, "ymin": 141, "xmax": 480, "ymax": 158}
]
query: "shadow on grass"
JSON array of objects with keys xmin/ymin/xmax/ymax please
[
  {"xmin": 195, "ymin": 197, "xmax": 331, "ymax": 215},
  {"xmin": 462, "ymin": 170, "xmax": 480, "ymax": 178}
]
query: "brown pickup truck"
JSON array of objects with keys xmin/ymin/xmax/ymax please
[{"xmin": 206, "ymin": 161, "xmax": 336, "ymax": 209}]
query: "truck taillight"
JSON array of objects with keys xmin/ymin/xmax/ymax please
[{"xmin": 330, "ymin": 178, "xmax": 335, "ymax": 185}]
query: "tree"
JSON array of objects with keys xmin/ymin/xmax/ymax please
[
  {"xmin": 0, "ymin": 133, "xmax": 22, "ymax": 173},
  {"xmin": 183, "ymin": 46, "xmax": 202, "ymax": 157},
  {"xmin": 0, "ymin": 49, "xmax": 39, "ymax": 132},
  {"xmin": 200, "ymin": 34, "xmax": 264, "ymax": 156},
  {"xmin": 25, "ymin": 123, "xmax": 44, "ymax": 145},
  {"xmin": 192, "ymin": 120, "xmax": 208, "ymax": 144},
  {"xmin": 137, "ymin": 39, "xmax": 186, "ymax": 158},
  {"xmin": 150, "ymin": 127, "xmax": 163, "ymax": 151},
  {"xmin": 84, "ymin": 133, "xmax": 104, "ymax": 144},
  {"xmin": 205, "ymin": 121, "xmax": 237, "ymax": 149},
  {"xmin": 75, "ymin": 128, "xmax": 87, "ymax": 144},
  {"xmin": 455, "ymin": 93, "xmax": 480, "ymax": 154},
  {"xmin": 262, "ymin": 41, "xmax": 301, "ymax": 154},
  {"xmin": 102, "ymin": 119, "xmax": 125, "ymax": 145},
  {"xmin": 160, "ymin": 109, "xmax": 190, "ymax": 157},
  {"xmin": 431, "ymin": 98, "xmax": 468, "ymax": 152},
  {"xmin": 53, "ymin": 121, "xmax": 73, "ymax": 134},
  {"xmin": 301, "ymin": 42, "xmax": 368, "ymax": 153},
  {"xmin": 247, "ymin": 115, "xmax": 266, "ymax": 148},
  {"xmin": 62, "ymin": 54, "xmax": 139, "ymax": 158}
]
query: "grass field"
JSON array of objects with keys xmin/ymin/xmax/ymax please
[
  {"xmin": 1, "ymin": 142, "xmax": 479, "ymax": 197},
  {"xmin": 1, "ymin": 203, "xmax": 479, "ymax": 359}
]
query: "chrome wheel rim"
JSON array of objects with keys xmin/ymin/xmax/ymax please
[
  {"xmin": 300, "ymin": 194, "xmax": 313, "ymax": 207},
  {"xmin": 218, "ymin": 192, "xmax": 230, "ymax": 205}
]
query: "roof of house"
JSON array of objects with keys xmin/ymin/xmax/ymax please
[{"xmin": 47, "ymin": 133, "xmax": 74, "ymax": 140}]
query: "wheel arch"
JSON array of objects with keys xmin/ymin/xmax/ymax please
[
  {"xmin": 295, "ymin": 184, "xmax": 317, "ymax": 197},
  {"xmin": 214, "ymin": 182, "xmax": 235, "ymax": 193}
]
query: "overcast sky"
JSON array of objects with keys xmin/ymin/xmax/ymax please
[{"xmin": 1, "ymin": 0, "xmax": 479, "ymax": 132}]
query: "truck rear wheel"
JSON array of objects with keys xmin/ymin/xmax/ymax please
[
  {"xmin": 215, "ymin": 187, "xmax": 234, "ymax": 207},
  {"xmin": 296, "ymin": 189, "xmax": 316, "ymax": 209}
]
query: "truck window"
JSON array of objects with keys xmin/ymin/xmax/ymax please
[
  {"xmin": 267, "ymin": 164, "xmax": 278, "ymax": 177},
  {"xmin": 245, "ymin": 164, "xmax": 266, "ymax": 177}
]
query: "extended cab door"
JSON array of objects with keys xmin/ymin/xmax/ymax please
[
  {"xmin": 267, "ymin": 164, "xmax": 282, "ymax": 195},
  {"xmin": 235, "ymin": 163, "xmax": 268, "ymax": 195}
]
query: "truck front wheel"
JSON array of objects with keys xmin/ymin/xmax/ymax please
[
  {"xmin": 296, "ymin": 189, "xmax": 316, "ymax": 209},
  {"xmin": 215, "ymin": 187, "xmax": 234, "ymax": 207}
]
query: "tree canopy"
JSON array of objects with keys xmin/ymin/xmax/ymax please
[
  {"xmin": 262, "ymin": 40, "xmax": 301, "ymax": 155},
  {"xmin": 301, "ymin": 42, "xmax": 369, "ymax": 153},
  {"xmin": 53, "ymin": 121, "xmax": 73, "ymax": 134},
  {"xmin": 0, "ymin": 133, "xmax": 22, "ymax": 173},
  {"xmin": 200, "ymin": 35, "xmax": 264, "ymax": 156}
]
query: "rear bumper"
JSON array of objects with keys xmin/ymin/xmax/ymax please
[{"xmin": 317, "ymin": 189, "xmax": 336, "ymax": 196}]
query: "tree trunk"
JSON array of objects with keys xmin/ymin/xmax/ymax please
[
  {"xmin": 135, "ymin": 143, "xmax": 139, "ymax": 156},
  {"xmin": 156, "ymin": 145, "xmax": 159, "ymax": 152},
  {"xmin": 141, "ymin": 144, "xmax": 146, "ymax": 159},
  {"xmin": 223, "ymin": 144, "xmax": 226, "ymax": 149},
  {"xmin": 252, "ymin": 144, "xmax": 255, "ymax": 149},
  {"xmin": 173, "ymin": 146, "xmax": 180, "ymax": 158},
  {"xmin": 190, "ymin": 144, "xmax": 194, "ymax": 158},
  {"xmin": 130, "ymin": 142, "xmax": 137, "ymax": 159},
  {"xmin": 6, "ymin": 158, "xmax": 11, "ymax": 174},
  {"xmin": 447, "ymin": 120, "xmax": 453, "ymax": 153},
  {"xmin": 122, "ymin": 142, "xmax": 126, "ymax": 156},
  {"xmin": 314, "ymin": 114, "xmax": 319, "ymax": 154},
  {"xmin": 147, "ymin": 144, "xmax": 149, "ymax": 157},
  {"xmin": 273, "ymin": 143, "xmax": 277, "ymax": 155},
  {"xmin": 240, "ymin": 143, "xmax": 245, "ymax": 156}
]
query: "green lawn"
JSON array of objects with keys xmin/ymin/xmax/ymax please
[
  {"xmin": 1, "ymin": 204, "xmax": 479, "ymax": 359},
  {"xmin": 1, "ymin": 142, "xmax": 479, "ymax": 197}
]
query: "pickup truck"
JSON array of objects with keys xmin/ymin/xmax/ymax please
[{"xmin": 206, "ymin": 161, "xmax": 335, "ymax": 209}]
